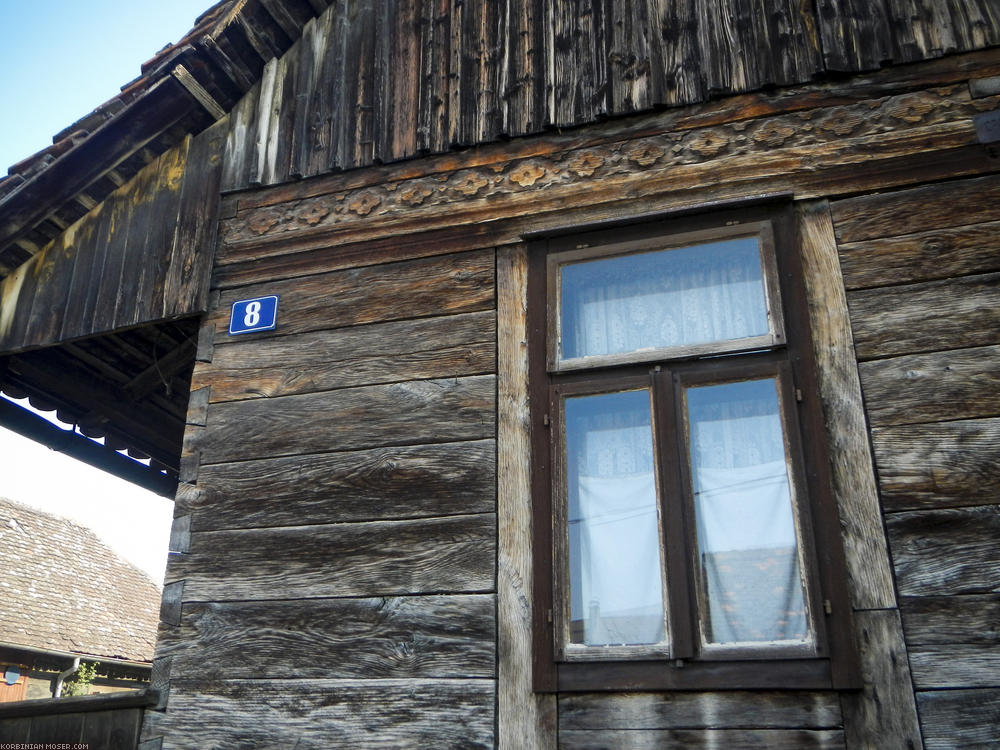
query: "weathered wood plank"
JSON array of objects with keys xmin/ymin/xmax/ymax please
[
  {"xmin": 887, "ymin": 505, "xmax": 1000, "ymax": 597},
  {"xmin": 814, "ymin": 0, "xmax": 893, "ymax": 72},
  {"xmin": 840, "ymin": 608, "xmax": 923, "ymax": 750},
  {"xmin": 558, "ymin": 728, "xmax": 845, "ymax": 750},
  {"xmin": 158, "ymin": 679, "xmax": 494, "ymax": 748},
  {"xmin": 908, "ymin": 644, "xmax": 1000, "ymax": 690},
  {"xmin": 798, "ymin": 200, "xmax": 896, "ymax": 610},
  {"xmin": 885, "ymin": 0, "xmax": 957, "ymax": 63},
  {"xmin": 858, "ymin": 345, "xmax": 1000, "ymax": 428},
  {"xmin": 194, "ymin": 310, "xmax": 495, "ymax": 402},
  {"xmin": 917, "ymin": 688, "xmax": 1000, "ymax": 750},
  {"xmin": 901, "ymin": 594, "xmax": 1000, "ymax": 647},
  {"xmin": 220, "ymin": 78, "xmax": 260, "ymax": 193},
  {"xmin": 832, "ymin": 173, "xmax": 1000, "ymax": 244},
  {"xmin": 497, "ymin": 245, "xmax": 556, "ymax": 749},
  {"xmin": 847, "ymin": 272, "xmax": 1000, "ymax": 360},
  {"xmin": 209, "ymin": 248, "xmax": 495, "ymax": 342},
  {"xmin": 169, "ymin": 513, "xmax": 496, "ymax": 601},
  {"xmin": 649, "ymin": 0, "xmax": 703, "ymax": 106},
  {"xmin": 187, "ymin": 439, "xmax": 495, "ymax": 530},
  {"xmin": 872, "ymin": 418, "xmax": 1000, "ymax": 512},
  {"xmin": 558, "ymin": 691, "xmax": 842, "ymax": 730},
  {"xmin": 838, "ymin": 219, "xmax": 1000, "ymax": 290},
  {"xmin": 196, "ymin": 374, "xmax": 495, "ymax": 464},
  {"xmin": 157, "ymin": 594, "xmax": 494, "ymax": 680}
]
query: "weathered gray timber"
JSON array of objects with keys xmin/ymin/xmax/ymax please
[
  {"xmin": 558, "ymin": 728, "xmax": 846, "ymax": 750},
  {"xmin": 219, "ymin": 0, "xmax": 1000, "ymax": 191},
  {"xmin": 156, "ymin": 595, "xmax": 495, "ymax": 679},
  {"xmin": 153, "ymin": 679, "xmax": 494, "ymax": 749},
  {"xmin": 917, "ymin": 689, "xmax": 1000, "ymax": 750},
  {"xmin": 903, "ymin": 595, "xmax": 1000, "ymax": 689},
  {"xmin": 187, "ymin": 439, "xmax": 495, "ymax": 530},
  {"xmin": 0, "ymin": 121, "xmax": 225, "ymax": 354}
]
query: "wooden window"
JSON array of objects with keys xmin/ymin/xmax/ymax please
[{"xmin": 528, "ymin": 203, "xmax": 858, "ymax": 692}]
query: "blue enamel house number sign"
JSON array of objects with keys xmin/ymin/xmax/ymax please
[{"xmin": 229, "ymin": 295, "xmax": 279, "ymax": 335}]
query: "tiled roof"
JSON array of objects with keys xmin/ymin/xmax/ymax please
[{"xmin": 0, "ymin": 497, "xmax": 160, "ymax": 663}]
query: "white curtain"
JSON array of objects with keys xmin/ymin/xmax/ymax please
[
  {"xmin": 561, "ymin": 238, "xmax": 768, "ymax": 360},
  {"xmin": 687, "ymin": 381, "xmax": 809, "ymax": 645}
]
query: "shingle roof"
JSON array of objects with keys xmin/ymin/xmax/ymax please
[{"xmin": 0, "ymin": 497, "xmax": 160, "ymax": 663}]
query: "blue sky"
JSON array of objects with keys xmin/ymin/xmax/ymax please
[
  {"xmin": 0, "ymin": 1, "xmax": 222, "ymax": 583},
  {"xmin": 1, "ymin": 0, "xmax": 216, "ymax": 174}
]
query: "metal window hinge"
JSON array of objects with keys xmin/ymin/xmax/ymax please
[{"xmin": 824, "ymin": 599, "xmax": 833, "ymax": 615}]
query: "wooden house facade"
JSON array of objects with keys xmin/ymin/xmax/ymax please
[{"xmin": 1, "ymin": 1, "xmax": 999, "ymax": 747}]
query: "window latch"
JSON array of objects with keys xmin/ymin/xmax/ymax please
[
  {"xmin": 795, "ymin": 388, "xmax": 804, "ymax": 402},
  {"xmin": 543, "ymin": 413, "xmax": 550, "ymax": 427},
  {"xmin": 824, "ymin": 599, "xmax": 833, "ymax": 615}
]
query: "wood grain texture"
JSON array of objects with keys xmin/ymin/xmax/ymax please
[
  {"xmin": 887, "ymin": 505, "xmax": 1000, "ymax": 597},
  {"xmin": 194, "ymin": 310, "xmax": 495, "ymax": 402},
  {"xmin": 916, "ymin": 688, "xmax": 1000, "ymax": 750},
  {"xmin": 558, "ymin": 691, "xmax": 842, "ymax": 730},
  {"xmin": 188, "ymin": 439, "xmax": 495, "ymax": 530},
  {"xmin": 872, "ymin": 418, "xmax": 1000, "ymax": 512},
  {"xmin": 169, "ymin": 513, "xmax": 496, "ymax": 601},
  {"xmin": 838, "ymin": 219, "xmax": 1000, "ymax": 291},
  {"xmin": 815, "ymin": 0, "xmax": 893, "ymax": 72},
  {"xmin": 557, "ymin": 728, "xmax": 845, "ymax": 750},
  {"xmin": 209, "ymin": 248, "xmax": 495, "ymax": 343},
  {"xmin": 196, "ymin": 374, "xmax": 495, "ymax": 464},
  {"xmin": 858, "ymin": 345, "xmax": 1000, "ymax": 428},
  {"xmin": 797, "ymin": 200, "xmax": 895, "ymax": 610},
  {"xmin": 496, "ymin": 245, "xmax": 556, "ymax": 749},
  {"xmin": 157, "ymin": 679, "xmax": 494, "ymax": 749},
  {"xmin": 157, "ymin": 595, "xmax": 495, "ymax": 680},
  {"xmin": 847, "ymin": 272, "xmax": 1000, "ymax": 360},
  {"xmin": 908, "ymin": 645, "xmax": 1000, "ymax": 689},
  {"xmin": 832, "ymin": 172, "xmax": 1000, "ymax": 244},
  {"xmin": 839, "ymin": 608, "xmax": 923, "ymax": 750}
]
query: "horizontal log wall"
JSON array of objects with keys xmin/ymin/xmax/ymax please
[
  {"xmin": 147, "ymin": 50, "xmax": 1000, "ymax": 749},
  {"xmin": 149, "ymin": 230, "xmax": 498, "ymax": 747},
  {"xmin": 220, "ymin": 0, "xmax": 1000, "ymax": 191},
  {"xmin": 832, "ymin": 172, "xmax": 1000, "ymax": 750}
]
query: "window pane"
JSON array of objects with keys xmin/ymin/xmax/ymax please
[
  {"xmin": 560, "ymin": 237, "xmax": 769, "ymax": 360},
  {"xmin": 684, "ymin": 379, "xmax": 810, "ymax": 647},
  {"xmin": 564, "ymin": 389, "xmax": 666, "ymax": 647}
]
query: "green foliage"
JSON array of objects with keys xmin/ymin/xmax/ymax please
[{"xmin": 61, "ymin": 661, "xmax": 98, "ymax": 697}]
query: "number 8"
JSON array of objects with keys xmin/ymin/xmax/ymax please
[{"xmin": 244, "ymin": 301, "xmax": 262, "ymax": 327}]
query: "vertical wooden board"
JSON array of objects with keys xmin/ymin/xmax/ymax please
[
  {"xmin": 814, "ymin": 0, "xmax": 893, "ymax": 72},
  {"xmin": 761, "ymin": 0, "xmax": 823, "ymax": 86},
  {"xmin": 138, "ymin": 142, "xmax": 189, "ymax": 324},
  {"xmin": 25, "ymin": 228, "xmax": 80, "ymax": 348},
  {"xmin": 269, "ymin": 40, "xmax": 300, "ymax": 184},
  {"xmin": 0, "ymin": 252, "xmax": 38, "ymax": 350},
  {"xmin": 462, "ymin": 0, "xmax": 497, "ymax": 144},
  {"xmin": 797, "ymin": 200, "xmax": 896, "ymax": 610},
  {"xmin": 26, "ymin": 713, "xmax": 84, "ymax": 743},
  {"xmin": 872, "ymin": 418, "xmax": 1000, "ymax": 512},
  {"xmin": 917, "ymin": 688, "xmax": 1000, "ymax": 749},
  {"xmin": 289, "ymin": 17, "xmax": 318, "ymax": 179},
  {"xmin": 156, "ymin": 679, "xmax": 495, "ymax": 749},
  {"xmin": 503, "ymin": 0, "xmax": 547, "ymax": 136},
  {"xmin": 57, "ymin": 202, "xmax": 105, "ymax": 342},
  {"xmin": 303, "ymin": 4, "xmax": 339, "ymax": 177},
  {"xmin": 887, "ymin": 505, "xmax": 1000, "ymax": 597},
  {"xmin": 607, "ymin": 0, "xmax": 652, "ymax": 114},
  {"xmin": 446, "ymin": 0, "xmax": 463, "ymax": 147},
  {"xmin": 220, "ymin": 79, "xmax": 260, "ymax": 193},
  {"xmin": 111, "ymin": 154, "xmax": 157, "ymax": 328},
  {"xmin": 164, "ymin": 118, "xmax": 227, "ymax": 320},
  {"xmin": 85, "ymin": 199, "xmax": 127, "ymax": 335},
  {"xmin": 386, "ymin": 0, "xmax": 421, "ymax": 158},
  {"xmin": 371, "ymin": 0, "xmax": 395, "ymax": 161},
  {"xmin": 946, "ymin": 0, "xmax": 1000, "ymax": 50},
  {"xmin": 885, "ymin": 0, "xmax": 957, "ymax": 62},
  {"xmin": 552, "ymin": 0, "xmax": 578, "ymax": 126},
  {"xmin": 840, "ymin": 609, "xmax": 922, "ymax": 750},
  {"xmin": 558, "ymin": 691, "xmax": 843, "ymax": 729},
  {"xmin": 250, "ymin": 57, "xmax": 278, "ymax": 186},
  {"xmin": 696, "ymin": 0, "xmax": 751, "ymax": 95},
  {"xmin": 648, "ymin": 0, "xmax": 704, "ymax": 107},
  {"xmin": 497, "ymin": 245, "xmax": 557, "ymax": 750}
]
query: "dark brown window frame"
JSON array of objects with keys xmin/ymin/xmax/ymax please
[{"xmin": 527, "ymin": 201, "xmax": 860, "ymax": 693}]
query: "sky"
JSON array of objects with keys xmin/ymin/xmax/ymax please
[{"xmin": 0, "ymin": 1, "xmax": 221, "ymax": 584}]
